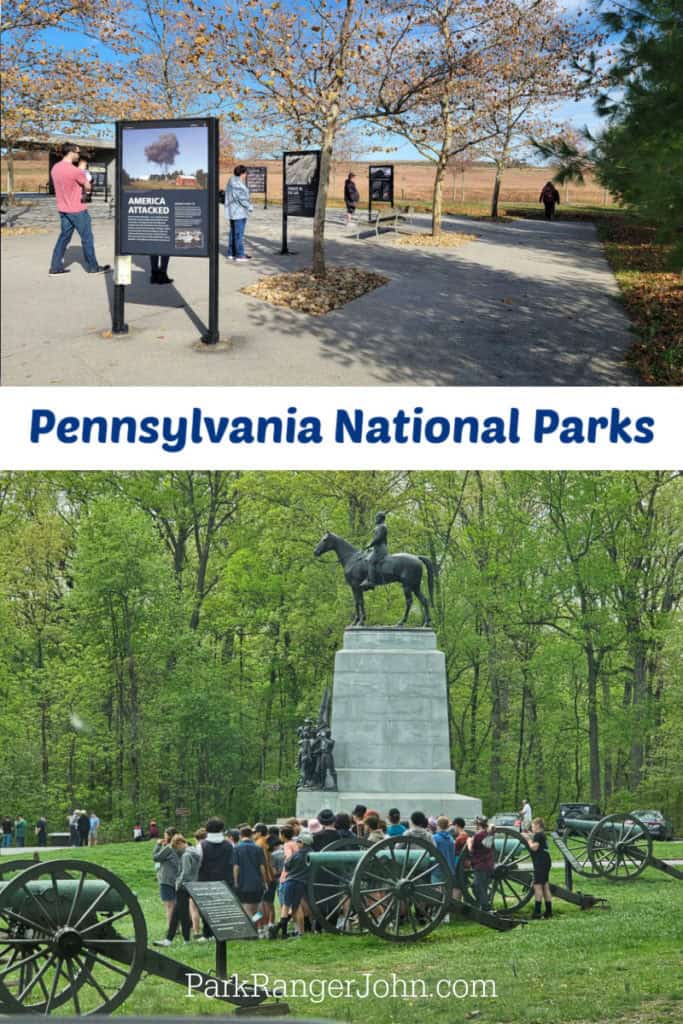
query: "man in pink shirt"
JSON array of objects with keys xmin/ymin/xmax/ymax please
[{"xmin": 49, "ymin": 142, "xmax": 110, "ymax": 276}]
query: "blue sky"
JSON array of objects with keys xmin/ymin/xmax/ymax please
[{"xmin": 39, "ymin": 3, "xmax": 608, "ymax": 164}]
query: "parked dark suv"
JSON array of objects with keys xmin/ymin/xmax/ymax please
[{"xmin": 557, "ymin": 803, "xmax": 602, "ymax": 831}]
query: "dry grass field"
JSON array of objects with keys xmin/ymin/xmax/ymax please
[{"xmin": 2, "ymin": 153, "xmax": 611, "ymax": 206}]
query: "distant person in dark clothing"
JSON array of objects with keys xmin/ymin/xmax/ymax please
[
  {"xmin": 198, "ymin": 817, "xmax": 234, "ymax": 939},
  {"xmin": 35, "ymin": 816, "xmax": 47, "ymax": 847},
  {"xmin": 524, "ymin": 817, "xmax": 553, "ymax": 919},
  {"xmin": 77, "ymin": 810, "xmax": 90, "ymax": 847},
  {"xmin": 539, "ymin": 181, "xmax": 561, "ymax": 220},
  {"xmin": 344, "ymin": 172, "xmax": 360, "ymax": 225},
  {"xmin": 351, "ymin": 805, "xmax": 367, "ymax": 837},
  {"xmin": 334, "ymin": 812, "xmax": 354, "ymax": 838}
]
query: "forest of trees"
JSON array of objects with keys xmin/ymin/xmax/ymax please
[{"xmin": 1, "ymin": 471, "xmax": 681, "ymax": 838}]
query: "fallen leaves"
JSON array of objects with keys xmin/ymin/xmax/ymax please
[
  {"xmin": 241, "ymin": 266, "xmax": 389, "ymax": 315},
  {"xmin": 596, "ymin": 217, "xmax": 682, "ymax": 385},
  {"xmin": 1, "ymin": 226, "xmax": 49, "ymax": 236},
  {"xmin": 392, "ymin": 231, "xmax": 477, "ymax": 249}
]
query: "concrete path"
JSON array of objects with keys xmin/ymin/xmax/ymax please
[{"xmin": 1, "ymin": 210, "xmax": 637, "ymax": 386}]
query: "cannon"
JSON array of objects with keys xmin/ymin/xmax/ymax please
[
  {"xmin": 0, "ymin": 859, "xmax": 283, "ymax": 1016},
  {"xmin": 306, "ymin": 832, "xmax": 604, "ymax": 943},
  {"xmin": 553, "ymin": 811, "xmax": 683, "ymax": 883}
]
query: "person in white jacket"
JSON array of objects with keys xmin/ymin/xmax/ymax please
[{"xmin": 225, "ymin": 165, "xmax": 253, "ymax": 261}]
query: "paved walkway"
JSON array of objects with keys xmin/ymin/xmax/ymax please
[{"xmin": 1, "ymin": 210, "xmax": 637, "ymax": 385}]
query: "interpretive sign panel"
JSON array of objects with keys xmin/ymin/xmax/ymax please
[
  {"xmin": 185, "ymin": 882, "xmax": 257, "ymax": 941},
  {"xmin": 245, "ymin": 166, "xmax": 267, "ymax": 194},
  {"xmin": 283, "ymin": 150, "xmax": 321, "ymax": 218},
  {"xmin": 369, "ymin": 164, "xmax": 394, "ymax": 204},
  {"xmin": 116, "ymin": 118, "xmax": 217, "ymax": 258}
]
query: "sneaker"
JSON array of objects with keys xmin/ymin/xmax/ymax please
[
  {"xmin": 152, "ymin": 938, "xmax": 172, "ymax": 946},
  {"xmin": 267, "ymin": 924, "xmax": 278, "ymax": 940},
  {"xmin": 195, "ymin": 936, "xmax": 208, "ymax": 943},
  {"xmin": 87, "ymin": 264, "xmax": 111, "ymax": 274},
  {"xmin": 49, "ymin": 268, "xmax": 70, "ymax": 276},
  {"xmin": 235, "ymin": 257, "xmax": 250, "ymax": 263}
]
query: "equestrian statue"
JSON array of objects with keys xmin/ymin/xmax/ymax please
[{"xmin": 313, "ymin": 512, "xmax": 436, "ymax": 627}]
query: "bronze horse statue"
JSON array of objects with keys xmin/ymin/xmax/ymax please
[{"xmin": 314, "ymin": 532, "xmax": 435, "ymax": 627}]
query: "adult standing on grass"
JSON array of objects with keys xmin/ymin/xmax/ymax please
[
  {"xmin": 197, "ymin": 817, "xmax": 234, "ymax": 940},
  {"xmin": 344, "ymin": 172, "xmax": 360, "ymax": 226},
  {"xmin": 153, "ymin": 827, "xmax": 180, "ymax": 928},
  {"xmin": 539, "ymin": 181, "xmax": 561, "ymax": 220},
  {"xmin": 524, "ymin": 817, "xmax": 553, "ymax": 919},
  {"xmin": 519, "ymin": 796, "xmax": 532, "ymax": 831},
  {"xmin": 14, "ymin": 814, "xmax": 27, "ymax": 848},
  {"xmin": 225, "ymin": 165, "xmax": 253, "ymax": 262},
  {"xmin": 49, "ymin": 142, "xmax": 110, "ymax": 276},
  {"xmin": 269, "ymin": 831, "xmax": 312, "ymax": 939}
]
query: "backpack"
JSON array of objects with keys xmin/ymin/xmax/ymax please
[{"xmin": 542, "ymin": 184, "xmax": 557, "ymax": 202}]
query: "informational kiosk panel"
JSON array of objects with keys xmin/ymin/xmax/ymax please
[
  {"xmin": 116, "ymin": 118, "xmax": 218, "ymax": 258},
  {"xmin": 245, "ymin": 165, "xmax": 267, "ymax": 195},
  {"xmin": 112, "ymin": 117, "xmax": 220, "ymax": 343},
  {"xmin": 185, "ymin": 882, "xmax": 257, "ymax": 941},
  {"xmin": 369, "ymin": 164, "xmax": 394, "ymax": 221},
  {"xmin": 284, "ymin": 150, "xmax": 321, "ymax": 218},
  {"xmin": 280, "ymin": 149, "xmax": 321, "ymax": 254}
]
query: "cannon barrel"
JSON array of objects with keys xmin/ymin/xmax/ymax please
[{"xmin": 0, "ymin": 876, "xmax": 125, "ymax": 925}]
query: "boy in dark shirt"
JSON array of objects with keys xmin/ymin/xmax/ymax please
[
  {"xmin": 233, "ymin": 826, "xmax": 267, "ymax": 917},
  {"xmin": 523, "ymin": 817, "xmax": 553, "ymax": 919}
]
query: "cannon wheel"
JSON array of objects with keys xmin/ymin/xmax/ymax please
[
  {"xmin": 351, "ymin": 834, "xmax": 451, "ymax": 942},
  {"xmin": 307, "ymin": 837, "xmax": 371, "ymax": 935},
  {"xmin": 587, "ymin": 813, "xmax": 652, "ymax": 881},
  {"xmin": 457, "ymin": 827, "xmax": 536, "ymax": 914},
  {"xmin": 557, "ymin": 828, "xmax": 599, "ymax": 878},
  {"xmin": 0, "ymin": 859, "xmax": 147, "ymax": 1015}
]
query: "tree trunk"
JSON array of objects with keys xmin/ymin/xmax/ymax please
[
  {"xmin": 312, "ymin": 122, "xmax": 336, "ymax": 277},
  {"xmin": 431, "ymin": 154, "xmax": 449, "ymax": 238},
  {"xmin": 490, "ymin": 167, "xmax": 502, "ymax": 218},
  {"xmin": 6, "ymin": 148, "xmax": 15, "ymax": 197}
]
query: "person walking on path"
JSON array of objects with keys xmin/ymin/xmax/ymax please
[
  {"xmin": 467, "ymin": 815, "xmax": 495, "ymax": 912},
  {"xmin": 344, "ymin": 172, "xmax": 360, "ymax": 226},
  {"xmin": 539, "ymin": 181, "xmax": 561, "ymax": 220},
  {"xmin": 1, "ymin": 817, "xmax": 12, "ymax": 848},
  {"xmin": 225, "ymin": 165, "xmax": 253, "ymax": 262},
  {"xmin": 49, "ymin": 142, "xmax": 110, "ymax": 276},
  {"xmin": 524, "ymin": 817, "xmax": 553, "ymax": 919},
  {"xmin": 14, "ymin": 815, "xmax": 27, "ymax": 848}
]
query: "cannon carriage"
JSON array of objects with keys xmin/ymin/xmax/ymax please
[
  {"xmin": 0, "ymin": 859, "xmax": 277, "ymax": 1016},
  {"xmin": 306, "ymin": 831, "xmax": 604, "ymax": 943},
  {"xmin": 553, "ymin": 811, "xmax": 683, "ymax": 883}
]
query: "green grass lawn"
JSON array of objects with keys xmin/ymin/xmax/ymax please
[{"xmin": 8, "ymin": 841, "xmax": 682, "ymax": 1022}]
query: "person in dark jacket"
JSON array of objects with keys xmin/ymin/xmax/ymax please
[
  {"xmin": 524, "ymin": 817, "xmax": 553, "ymax": 919},
  {"xmin": 344, "ymin": 172, "xmax": 360, "ymax": 226},
  {"xmin": 77, "ymin": 810, "xmax": 90, "ymax": 847},
  {"xmin": 197, "ymin": 817, "xmax": 234, "ymax": 939},
  {"xmin": 312, "ymin": 808, "xmax": 340, "ymax": 850},
  {"xmin": 539, "ymin": 181, "xmax": 561, "ymax": 220}
]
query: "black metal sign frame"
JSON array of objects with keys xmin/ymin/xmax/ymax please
[
  {"xmin": 280, "ymin": 148, "xmax": 321, "ymax": 255},
  {"xmin": 245, "ymin": 165, "xmax": 268, "ymax": 209},
  {"xmin": 368, "ymin": 163, "xmax": 394, "ymax": 223},
  {"xmin": 113, "ymin": 117, "xmax": 219, "ymax": 344}
]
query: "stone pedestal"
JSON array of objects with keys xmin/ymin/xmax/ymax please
[{"xmin": 296, "ymin": 628, "xmax": 481, "ymax": 821}]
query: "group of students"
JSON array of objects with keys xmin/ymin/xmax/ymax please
[{"xmin": 150, "ymin": 803, "xmax": 553, "ymax": 945}]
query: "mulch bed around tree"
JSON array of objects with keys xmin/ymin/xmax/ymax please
[
  {"xmin": 241, "ymin": 266, "xmax": 389, "ymax": 315},
  {"xmin": 392, "ymin": 231, "xmax": 477, "ymax": 249}
]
